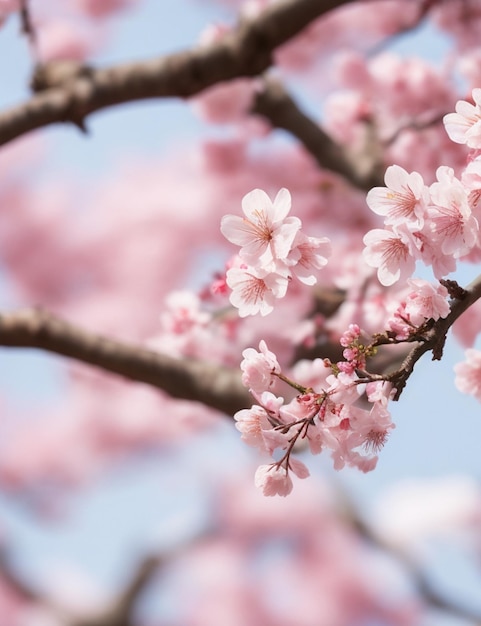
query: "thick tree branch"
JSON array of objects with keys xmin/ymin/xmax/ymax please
[
  {"xmin": 252, "ymin": 77, "xmax": 384, "ymax": 189},
  {"xmin": 0, "ymin": 0, "xmax": 355, "ymax": 146},
  {"xmin": 0, "ymin": 308, "xmax": 250, "ymax": 416}
]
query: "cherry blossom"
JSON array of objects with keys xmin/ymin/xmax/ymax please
[
  {"xmin": 221, "ymin": 188, "xmax": 301, "ymax": 270},
  {"xmin": 235, "ymin": 332, "xmax": 398, "ymax": 494},
  {"xmin": 461, "ymin": 156, "xmax": 481, "ymax": 221},
  {"xmin": 285, "ymin": 231, "xmax": 332, "ymax": 285},
  {"xmin": 386, "ymin": 307, "xmax": 412, "ymax": 340},
  {"xmin": 413, "ymin": 225, "xmax": 458, "ymax": 279},
  {"xmin": 240, "ymin": 339, "xmax": 281, "ymax": 393},
  {"xmin": 386, "ymin": 279, "xmax": 450, "ymax": 339},
  {"xmin": 234, "ymin": 403, "xmax": 276, "ymax": 452},
  {"xmin": 254, "ymin": 464, "xmax": 294, "ymax": 497},
  {"xmin": 428, "ymin": 166, "xmax": 479, "ymax": 258},
  {"xmin": 455, "ymin": 348, "xmax": 481, "ymax": 402},
  {"xmin": 443, "ymin": 88, "xmax": 481, "ymax": 148},
  {"xmin": 362, "ymin": 227, "xmax": 417, "ymax": 286},
  {"xmin": 366, "ymin": 164, "xmax": 429, "ymax": 231},
  {"xmin": 225, "ymin": 264, "xmax": 289, "ymax": 317},
  {"xmin": 221, "ymin": 188, "xmax": 330, "ymax": 315},
  {"xmin": 403, "ymin": 278, "xmax": 450, "ymax": 326}
]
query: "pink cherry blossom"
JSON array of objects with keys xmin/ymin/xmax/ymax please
[
  {"xmin": 280, "ymin": 392, "xmax": 323, "ymax": 425},
  {"xmin": 330, "ymin": 403, "xmax": 394, "ymax": 472},
  {"xmin": 290, "ymin": 357, "xmax": 333, "ymax": 390},
  {"xmin": 362, "ymin": 228, "xmax": 416, "ymax": 286},
  {"xmin": 455, "ymin": 348, "xmax": 481, "ymax": 402},
  {"xmin": 234, "ymin": 405, "xmax": 270, "ymax": 450},
  {"xmin": 289, "ymin": 457, "xmax": 310, "ymax": 479},
  {"xmin": 221, "ymin": 188, "xmax": 301, "ymax": 270},
  {"xmin": 286, "ymin": 231, "xmax": 332, "ymax": 285},
  {"xmin": 261, "ymin": 427, "xmax": 292, "ymax": 456},
  {"xmin": 234, "ymin": 394, "xmax": 286, "ymax": 454},
  {"xmin": 413, "ymin": 226, "xmax": 458, "ymax": 280},
  {"xmin": 387, "ymin": 306, "xmax": 413, "ymax": 340},
  {"xmin": 221, "ymin": 187, "xmax": 331, "ymax": 317},
  {"xmin": 428, "ymin": 166, "xmax": 479, "ymax": 258},
  {"xmin": 225, "ymin": 265, "xmax": 289, "ymax": 317},
  {"xmin": 240, "ymin": 339, "xmax": 281, "ymax": 393},
  {"xmin": 444, "ymin": 88, "xmax": 481, "ymax": 148},
  {"xmin": 366, "ymin": 164, "xmax": 428, "ymax": 231},
  {"xmin": 366, "ymin": 380, "xmax": 395, "ymax": 406},
  {"xmin": 254, "ymin": 464, "xmax": 293, "ymax": 497},
  {"xmin": 160, "ymin": 290, "xmax": 210, "ymax": 335},
  {"xmin": 404, "ymin": 278, "xmax": 450, "ymax": 326},
  {"xmin": 461, "ymin": 156, "xmax": 481, "ymax": 222},
  {"xmin": 340, "ymin": 323, "xmax": 361, "ymax": 347}
]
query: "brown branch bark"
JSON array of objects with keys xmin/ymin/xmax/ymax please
[
  {"xmin": 19, "ymin": 0, "xmax": 36, "ymax": 43},
  {"xmin": 252, "ymin": 77, "xmax": 384, "ymax": 190},
  {"xmin": 0, "ymin": 308, "xmax": 250, "ymax": 416},
  {"xmin": 369, "ymin": 273, "xmax": 481, "ymax": 400},
  {"xmin": 0, "ymin": 0, "xmax": 355, "ymax": 146}
]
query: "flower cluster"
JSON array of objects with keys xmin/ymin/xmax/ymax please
[
  {"xmin": 222, "ymin": 89, "xmax": 481, "ymax": 496},
  {"xmin": 235, "ymin": 338, "xmax": 394, "ymax": 496},
  {"xmin": 362, "ymin": 89, "xmax": 481, "ymax": 288},
  {"xmin": 362, "ymin": 162, "xmax": 479, "ymax": 287},
  {"xmin": 386, "ymin": 278, "xmax": 451, "ymax": 340},
  {"xmin": 221, "ymin": 188, "xmax": 331, "ymax": 316}
]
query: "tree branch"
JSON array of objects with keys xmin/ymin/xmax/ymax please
[
  {"xmin": 369, "ymin": 274, "xmax": 481, "ymax": 400},
  {"xmin": 72, "ymin": 554, "xmax": 165, "ymax": 626},
  {"xmin": 338, "ymin": 489, "xmax": 481, "ymax": 624},
  {"xmin": 0, "ymin": 308, "xmax": 250, "ymax": 416},
  {"xmin": 252, "ymin": 77, "xmax": 384, "ymax": 190},
  {"xmin": 0, "ymin": 0, "xmax": 355, "ymax": 146},
  {"xmin": 0, "ymin": 544, "xmax": 178, "ymax": 626}
]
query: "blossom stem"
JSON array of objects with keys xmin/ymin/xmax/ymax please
[{"xmin": 274, "ymin": 371, "xmax": 309, "ymax": 394}]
